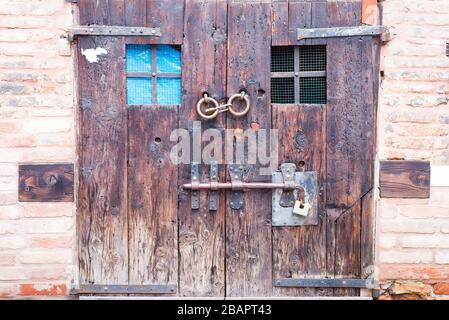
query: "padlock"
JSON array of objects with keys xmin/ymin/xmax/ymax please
[{"xmin": 293, "ymin": 200, "xmax": 312, "ymax": 217}]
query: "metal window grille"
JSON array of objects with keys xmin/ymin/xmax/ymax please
[
  {"xmin": 126, "ymin": 44, "xmax": 182, "ymax": 105},
  {"xmin": 271, "ymin": 45, "xmax": 326, "ymax": 104}
]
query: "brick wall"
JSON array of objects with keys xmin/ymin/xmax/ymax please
[
  {"xmin": 378, "ymin": 0, "xmax": 449, "ymax": 299},
  {"xmin": 0, "ymin": 0, "xmax": 76, "ymax": 298}
]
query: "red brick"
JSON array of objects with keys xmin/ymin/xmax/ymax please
[
  {"xmin": 0, "ymin": 284, "xmax": 18, "ymax": 298},
  {"xmin": 0, "ymin": 254, "xmax": 15, "ymax": 266},
  {"xmin": 30, "ymin": 236, "xmax": 72, "ymax": 248},
  {"xmin": 0, "ymin": 134, "xmax": 36, "ymax": 147},
  {"xmin": 23, "ymin": 202, "xmax": 73, "ymax": 218},
  {"xmin": 434, "ymin": 283, "xmax": 449, "ymax": 295},
  {"xmin": 20, "ymin": 283, "xmax": 67, "ymax": 296},
  {"xmin": 379, "ymin": 264, "xmax": 449, "ymax": 280},
  {"xmin": 0, "ymin": 121, "xmax": 16, "ymax": 134},
  {"xmin": 29, "ymin": 267, "xmax": 67, "ymax": 280}
]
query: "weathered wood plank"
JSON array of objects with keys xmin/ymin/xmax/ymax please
[
  {"xmin": 108, "ymin": 0, "xmax": 125, "ymax": 26},
  {"xmin": 178, "ymin": 0, "xmax": 228, "ymax": 297},
  {"xmin": 326, "ymin": 0, "xmax": 365, "ymax": 210},
  {"xmin": 77, "ymin": 36, "xmax": 128, "ymax": 285},
  {"xmin": 288, "ymin": 1, "xmax": 311, "ymax": 45},
  {"xmin": 327, "ymin": 0, "xmax": 362, "ymax": 28},
  {"xmin": 78, "ymin": 0, "xmax": 96, "ymax": 25},
  {"xmin": 79, "ymin": 0, "xmax": 109, "ymax": 25},
  {"xmin": 146, "ymin": 0, "xmax": 184, "ymax": 44},
  {"xmin": 272, "ymin": 104, "xmax": 327, "ymax": 297},
  {"xmin": 272, "ymin": 1, "xmax": 289, "ymax": 46},
  {"xmin": 331, "ymin": 201, "xmax": 362, "ymax": 297},
  {"xmin": 128, "ymin": 105, "xmax": 178, "ymax": 289},
  {"xmin": 361, "ymin": 189, "xmax": 375, "ymax": 280},
  {"xmin": 19, "ymin": 164, "xmax": 74, "ymax": 202},
  {"xmin": 125, "ymin": 0, "xmax": 147, "ymax": 27},
  {"xmin": 380, "ymin": 161, "xmax": 431, "ymax": 198},
  {"xmin": 226, "ymin": 2, "xmax": 272, "ymax": 297},
  {"xmin": 325, "ymin": 1, "xmax": 367, "ymax": 297}
]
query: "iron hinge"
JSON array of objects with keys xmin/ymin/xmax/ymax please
[
  {"xmin": 68, "ymin": 25, "xmax": 162, "ymax": 42},
  {"xmin": 71, "ymin": 284, "xmax": 177, "ymax": 296},
  {"xmin": 274, "ymin": 278, "xmax": 379, "ymax": 290},
  {"xmin": 297, "ymin": 25, "xmax": 388, "ymax": 41}
]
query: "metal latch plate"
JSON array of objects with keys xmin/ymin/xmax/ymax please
[{"xmin": 272, "ymin": 171, "xmax": 318, "ymax": 226}]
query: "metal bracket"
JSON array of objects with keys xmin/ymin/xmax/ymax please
[
  {"xmin": 273, "ymin": 278, "xmax": 378, "ymax": 290},
  {"xmin": 279, "ymin": 163, "xmax": 298, "ymax": 207},
  {"xmin": 191, "ymin": 162, "xmax": 199, "ymax": 210},
  {"xmin": 229, "ymin": 164, "xmax": 244, "ymax": 210},
  {"xmin": 71, "ymin": 284, "xmax": 177, "ymax": 296},
  {"xmin": 68, "ymin": 25, "xmax": 162, "ymax": 42},
  {"xmin": 209, "ymin": 161, "xmax": 218, "ymax": 211},
  {"xmin": 272, "ymin": 169, "xmax": 318, "ymax": 226},
  {"xmin": 297, "ymin": 25, "xmax": 387, "ymax": 40}
]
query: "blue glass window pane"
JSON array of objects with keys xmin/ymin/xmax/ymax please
[
  {"xmin": 157, "ymin": 78, "xmax": 181, "ymax": 105},
  {"xmin": 127, "ymin": 78, "xmax": 152, "ymax": 105},
  {"xmin": 126, "ymin": 44, "xmax": 152, "ymax": 72},
  {"xmin": 156, "ymin": 45, "xmax": 181, "ymax": 73}
]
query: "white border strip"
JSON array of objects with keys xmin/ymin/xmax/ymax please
[{"xmin": 431, "ymin": 165, "xmax": 449, "ymax": 187}]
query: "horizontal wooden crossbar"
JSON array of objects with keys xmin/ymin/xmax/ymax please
[{"xmin": 297, "ymin": 25, "xmax": 387, "ymax": 40}]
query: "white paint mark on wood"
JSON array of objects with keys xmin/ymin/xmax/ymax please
[{"xmin": 81, "ymin": 47, "xmax": 108, "ymax": 63}]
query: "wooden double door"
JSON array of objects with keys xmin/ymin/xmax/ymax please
[{"xmin": 76, "ymin": 0, "xmax": 379, "ymax": 297}]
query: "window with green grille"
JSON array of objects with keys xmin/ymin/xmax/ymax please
[
  {"xmin": 126, "ymin": 44, "xmax": 182, "ymax": 105},
  {"xmin": 271, "ymin": 45, "xmax": 326, "ymax": 104}
]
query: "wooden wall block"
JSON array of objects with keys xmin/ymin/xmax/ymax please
[
  {"xmin": 19, "ymin": 164, "xmax": 74, "ymax": 202},
  {"xmin": 361, "ymin": 0, "xmax": 379, "ymax": 25},
  {"xmin": 380, "ymin": 160, "xmax": 430, "ymax": 198}
]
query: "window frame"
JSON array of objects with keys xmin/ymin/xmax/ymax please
[
  {"xmin": 271, "ymin": 46, "xmax": 327, "ymax": 104},
  {"xmin": 126, "ymin": 44, "xmax": 182, "ymax": 105}
]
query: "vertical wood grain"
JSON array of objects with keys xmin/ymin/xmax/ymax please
[
  {"xmin": 128, "ymin": 106, "xmax": 178, "ymax": 290},
  {"xmin": 146, "ymin": 0, "xmax": 184, "ymax": 44},
  {"xmin": 178, "ymin": 0, "xmax": 228, "ymax": 297},
  {"xmin": 125, "ymin": 0, "xmax": 147, "ymax": 27},
  {"xmin": 272, "ymin": 105, "xmax": 328, "ymax": 297},
  {"xmin": 109, "ymin": 0, "xmax": 125, "ymax": 26},
  {"xmin": 226, "ymin": 2, "xmax": 272, "ymax": 297},
  {"xmin": 326, "ymin": 1, "xmax": 367, "ymax": 297},
  {"xmin": 77, "ymin": 36, "xmax": 128, "ymax": 284}
]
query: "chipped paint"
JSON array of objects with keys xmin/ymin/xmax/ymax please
[{"xmin": 81, "ymin": 47, "xmax": 108, "ymax": 63}]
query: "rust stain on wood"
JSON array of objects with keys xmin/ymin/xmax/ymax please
[{"xmin": 19, "ymin": 164, "xmax": 74, "ymax": 202}]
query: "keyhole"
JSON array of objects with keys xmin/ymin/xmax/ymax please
[{"xmin": 154, "ymin": 137, "xmax": 161, "ymax": 144}]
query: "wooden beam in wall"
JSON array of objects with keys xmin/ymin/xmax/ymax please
[
  {"xmin": 19, "ymin": 164, "xmax": 74, "ymax": 202},
  {"xmin": 380, "ymin": 160, "xmax": 430, "ymax": 199}
]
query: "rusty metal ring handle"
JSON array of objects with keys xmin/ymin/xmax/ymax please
[
  {"xmin": 227, "ymin": 92, "xmax": 250, "ymax": 117},
  {"xmin": 196, "ymin": 95, "xmax": 220, "ymax": 120}
]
